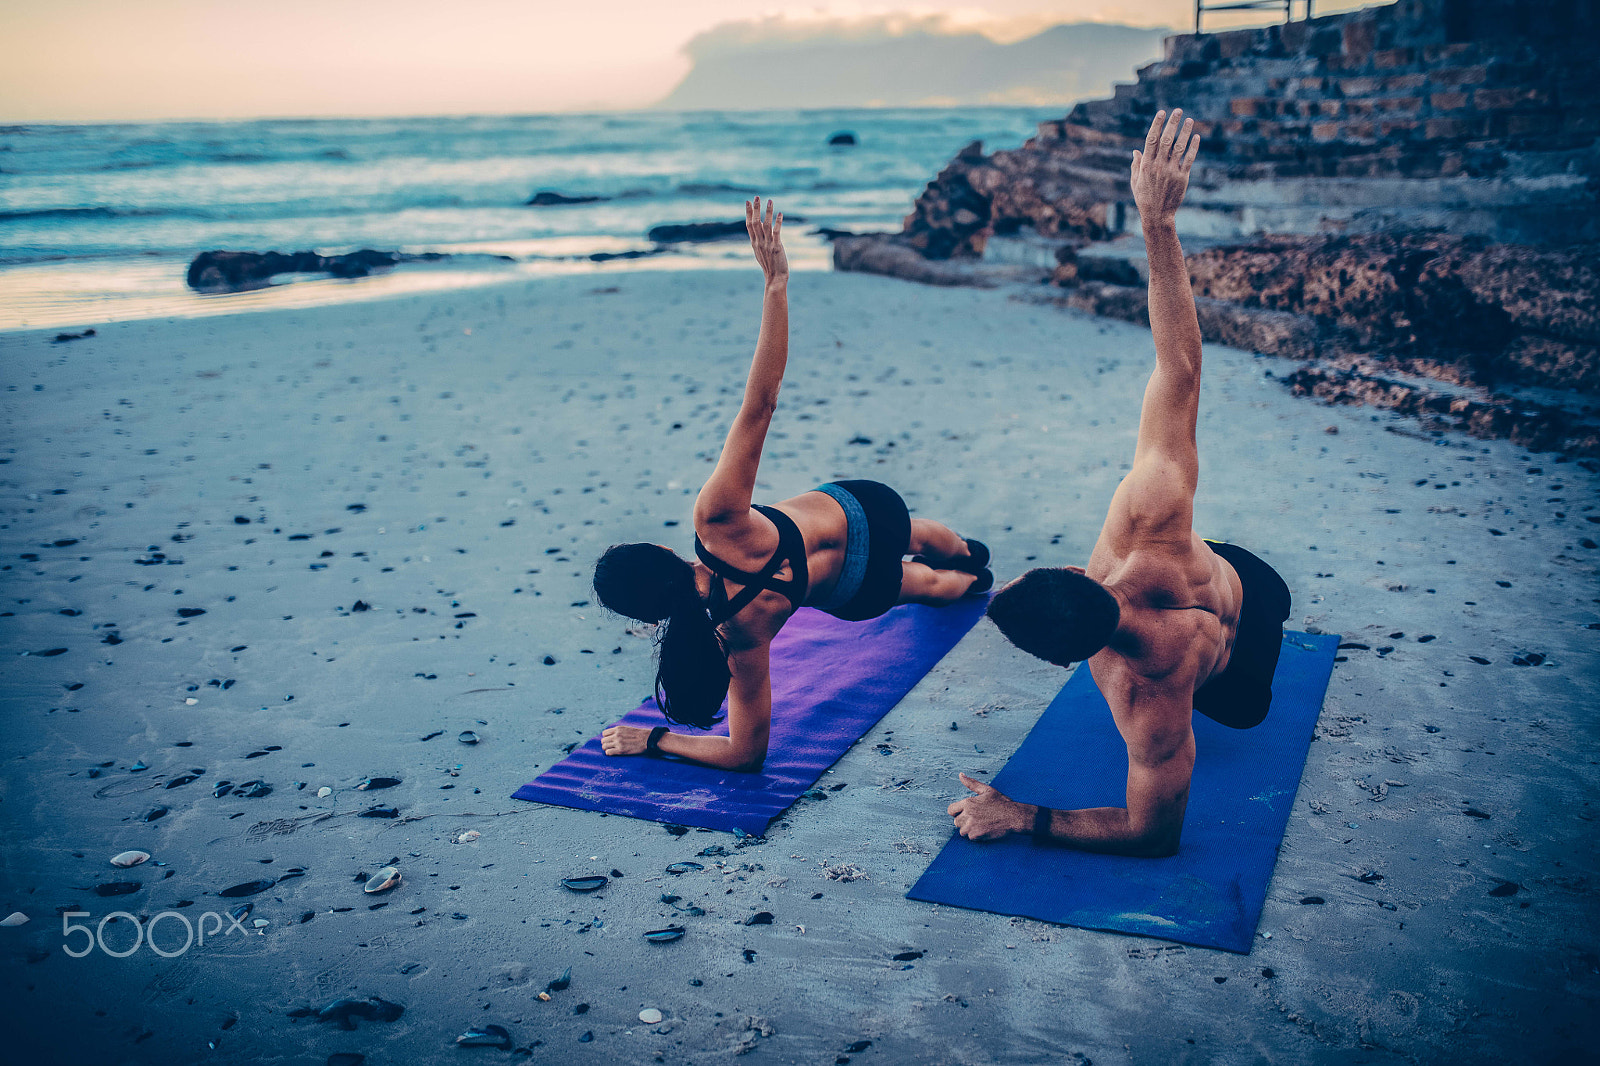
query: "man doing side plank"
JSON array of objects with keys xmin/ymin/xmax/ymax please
[{"xmin": 948, "ymin": 109, "xmax": 1292, "ymax": 857}]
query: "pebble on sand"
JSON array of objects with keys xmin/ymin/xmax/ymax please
[
  {"xmin": 639, "ymin": 1008, "xmax": 663, "ymax": 1024},
  {"xmin": 1, "ymin": 912, "xmax": 29, "ymax": 927},
  {"xmin": 643, "ymin": 926, "xmax": 686, "ymax": 942},
  {"xmin": 560, "ymin": 875, "xmax": 607, "ymax": 893},
  {"xmin": 455, "ymin": 1023, "xmax": 512, "ymax": 1049},
  {"xmin": 110, "ymin": 850, "xmax": 151, "ymax": 868}
]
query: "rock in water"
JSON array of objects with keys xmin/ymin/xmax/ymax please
[
  {"xmin": 110, "ymin": 850, "xmax": 150, "ymax": 868},
  {"xmin": 455, "ymin": 1024, "xmax": 512, "ymax": 1048},
  {"xmin": 828, "ymin": 131, "xmax": 857, "ymax": 146},
  {"xmin": 364, "ymin": 867, "xmax": 401, "ymax": 894},
  {"xmin": 647, "ymin": 221, "xmax": 750, "ymax": 244},
  {"xmin": 186, "ymin": 249, "xmax": 455, "ymax": 291},
  {"xmin": 527, "ymin": 191, "xmax": 608, "ymax": 206}
]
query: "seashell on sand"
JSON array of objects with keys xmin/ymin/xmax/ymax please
[{"xmin": 364, "ymin": 866, "xmax": 401, "ymax": 894}]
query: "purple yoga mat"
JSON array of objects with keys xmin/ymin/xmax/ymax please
[{"xmin": 512, "ymin": 598, "xmax": 987, "ymax": 835}]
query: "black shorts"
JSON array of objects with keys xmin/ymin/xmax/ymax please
[
  {"xmin": 816, "ymin": 479, "xmax": 911, "ymax": 622},
  {"xmin": 1193, "ymin": 541, "xmax": 1292, "ymax": 730}
]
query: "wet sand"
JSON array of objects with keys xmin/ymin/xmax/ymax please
[{"xmin": 1, "ymin": 268, "xmax": 1596, "ymax": 1064}]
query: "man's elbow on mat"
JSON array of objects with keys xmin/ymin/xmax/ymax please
[
  {"xmin": 1127, "ymin": 827, "xmax": 1181, "ymax": 858},
  {"xmin": 1125, "ymin": 806, "xmax": 1185, "ymax": 856}
]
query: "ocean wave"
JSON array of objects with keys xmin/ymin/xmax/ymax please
[
  {"xmin": 677, "ymin": 181, "xmax": 760, "ymax": 196},
  {"xmin": 0, "ymin": 206, "xmax": 175, "ymax": 222}
]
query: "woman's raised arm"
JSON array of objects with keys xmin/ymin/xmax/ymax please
[{"xmin": 694, "ymin": 198, "xmax": 789, "ymax": 529}]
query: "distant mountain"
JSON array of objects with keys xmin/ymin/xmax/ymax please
[{"xmin": 656, "ymin": 22, "xmax": 1173, "ymax": 111}]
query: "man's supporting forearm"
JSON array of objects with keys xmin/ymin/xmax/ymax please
[{"xmin": 1025, "ymin": 803, "xmax": 1179, "ymax": 858}]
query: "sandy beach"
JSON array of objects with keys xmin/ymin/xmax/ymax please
[{"xmin": 2, "ymin": 266, "xmax": 1596, "ymax": 1064}]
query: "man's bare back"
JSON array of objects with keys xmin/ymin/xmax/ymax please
[{"xmin": 950, "ymin": 109, "xmax": 1287, "ymax": 857}]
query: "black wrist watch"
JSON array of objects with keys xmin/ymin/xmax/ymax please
[
  {"xmin": 646, "ymin": 725, "xmax": 669, "ymax": 755},
  {"xmin": 1031, "ymin": 805, "xmax": 1053, "ymax": 844}
]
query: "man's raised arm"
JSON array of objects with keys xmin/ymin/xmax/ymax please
[
  {"xmin": 1108, "ymin": 109, "xmax": 1205, "ymax": 536},
  {"xmin": 1135, "ymin": 110, "xmax": 1203, "ymax": 452}
]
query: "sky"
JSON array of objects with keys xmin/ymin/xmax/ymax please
[{"xmin": 0, "ymin": 0, "xmax": 1377, "ymax": 122}]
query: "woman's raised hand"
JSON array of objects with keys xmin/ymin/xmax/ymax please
[{"xmin": 746, "ymin": 196, "xmax": 787, "ymax": 283}]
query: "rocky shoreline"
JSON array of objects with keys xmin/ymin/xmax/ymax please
[{"xmin": 840, "ymin": 228, "xmax": 1600, "ymax": 458}]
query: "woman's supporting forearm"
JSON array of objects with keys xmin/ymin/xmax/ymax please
[{"xmin": 654, "ymin": 730, "xmax": 766, "ymax": 772}]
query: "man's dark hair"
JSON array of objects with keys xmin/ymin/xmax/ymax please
[
  {"xmin": 592, "ymin": 543, "xmax": 731, "ymax": 729},
  {"xmin": 986, "ymin": 567, "xmax": 1120, "ymax": 667}
]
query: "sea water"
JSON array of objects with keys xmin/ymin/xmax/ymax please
[{"xmin": 0, "ymin": 108, "xmax": 1054, "ymax": 329}]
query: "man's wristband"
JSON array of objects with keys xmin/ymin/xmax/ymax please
[
  {"xmin": 646, "ymin": 725, "xmax": 669, "ymax": 755},
  {"xmin": 1031, "ymin": 805, "xmax": 1054, "ymax": 844}
]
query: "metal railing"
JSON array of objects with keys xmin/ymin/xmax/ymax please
[{"xmin": 1195, "ymin": 0, "xmax": 1316, "ymax": 33}]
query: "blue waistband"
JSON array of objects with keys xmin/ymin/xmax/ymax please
[{"xmin": 813, "ymin": 482, "xmax": 870, "ymax": 612}]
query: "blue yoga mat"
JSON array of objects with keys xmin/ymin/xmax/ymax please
[
  {"xmin": 512, "ymin": 598, "xmax": 987, "ymax": 836},
  {"xmin": 907, "ymin": 631, "xmax": 1339, "ymax": 953}
]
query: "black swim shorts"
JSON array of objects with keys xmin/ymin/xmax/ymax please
[
  {"xmin": 1192, "ymin": 540, "xmax": 1292, "ymax": 730},
  {"xmin": 811, "ymin": 479, "xmax": 911, "ymax": 622}
]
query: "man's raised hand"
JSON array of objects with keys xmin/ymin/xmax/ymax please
[
  {"xmin": 1130, "ymin": 109, "xmax": 1201, "ymax": 226},
  {"xmin": 746, "ymin": 196, "xmax": 787, "ymax": 283}
]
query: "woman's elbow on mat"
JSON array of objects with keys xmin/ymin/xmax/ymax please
[{"xmin": 727, "ymin": 738, "xmax": 769, "ymax": 772}]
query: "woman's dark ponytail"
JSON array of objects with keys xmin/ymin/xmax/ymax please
[{"xmin": 593, "ymin": 543, "xmax": 731, "ymax": 729}]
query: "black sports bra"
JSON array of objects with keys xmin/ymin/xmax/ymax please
[{"xmin": 694, "ymin": 505, "xmax": 809, "ymax": 625}]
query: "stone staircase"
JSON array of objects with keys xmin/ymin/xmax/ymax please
[
  {"xmin": 1058, "ymin": 5, "xmax": 1599, "ymax": 182},
  {"xmin": 898, "ymin": 0, "xmax": 1600, "ymax": 256}
]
